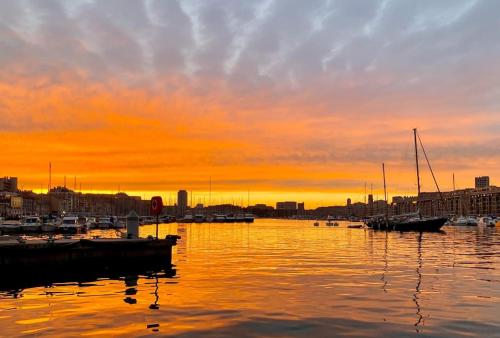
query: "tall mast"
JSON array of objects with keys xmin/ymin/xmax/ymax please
[
  {"xmin": 382, "ymin": 163, "xmax": 388, "ymax": 203},
  {"xmin": 413, "ymin": 128, "xmax": 421, "ymax": 196},
  {"xmin": 382, "ymin": 163, "xmax": 389, "ymax": 228},
  {"xmin": 453, "ymin": 173, "xmax": 456, "ymax": 191}
]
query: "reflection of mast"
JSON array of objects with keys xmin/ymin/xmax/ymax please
[
  {"xmin": 149, "ymin": 273, "xmax": 160, "ymax": 310},
  {"xmin": 413, "ymin": 232, "xmax": 424, "ymax": 332},
  {"xmin": 380, "ymin": 231, "xmax": 389, "ymax": 293}
]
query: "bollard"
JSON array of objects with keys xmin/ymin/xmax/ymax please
[{"xmin": 126, "ymin": 210, "xmax": 140, "ymax": 239}]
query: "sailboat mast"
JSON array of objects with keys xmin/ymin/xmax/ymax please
[
  {"xmin": 413, "ymin": 128, "xmax": 421, "ymax": 196},
  {"xmin": 382, "ymin": 162, "xmax": 389, "ymax": 228},
  {"xmin": 382, "ymin": 163, "xmax": 388, "ymax": 204}
]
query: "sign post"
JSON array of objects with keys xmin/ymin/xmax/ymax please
[{"xmin": 150, "ymin": 196, "xmax": 163, "ymax": 239}]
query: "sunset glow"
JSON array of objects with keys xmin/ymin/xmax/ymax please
[{"xmin": 2, "ymin": 0, "xmax": 499, "ymax": 207}]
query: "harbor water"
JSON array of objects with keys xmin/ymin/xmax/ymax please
[{"xmin": 1, "ymin": 219, "xmax": 499, "ymax": 337}]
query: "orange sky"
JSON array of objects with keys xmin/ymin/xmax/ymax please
[{"xmin": 1, "ymin": 1, "xmax": 499, "ymax": 207}]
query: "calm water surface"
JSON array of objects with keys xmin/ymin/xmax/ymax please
[{"xmin": 1, "ymin": 219, "xmax": 499, "ymax": 337}]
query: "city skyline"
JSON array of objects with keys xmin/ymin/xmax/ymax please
[{"xmin": 1, "ymin": 0, "xmax": 499, "ymax": 207}]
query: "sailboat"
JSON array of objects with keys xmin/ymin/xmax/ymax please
[{"xmin": 367, "ymin": 129, "xmax": 447, "ymax": 232}]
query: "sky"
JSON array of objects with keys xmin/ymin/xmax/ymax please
[{"xmin": 1, "ymin": 0, "xmax": 499, "ymax": 207}]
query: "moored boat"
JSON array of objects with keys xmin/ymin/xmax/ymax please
[
  {"xmin": 21, "ymin": 216, "xmax": 42, "ymax": 232},
  {"xmin": 244, "ymin": 214, "xmax": 255, "ymax": 223},
  {"xmin": 367, "ymin": 129, "xmax": 447, "ymax": 232},
  {"xmin": 0, "ymin": 220, "xmax": 22, "ymax": 234},
  {"xmin": 41, "ymin": 218, "xmax": 58, "ymax": 232},
  {"xmin": 194, "ymin": 214, "xmax": 205, "ymax": 223},
  {"xmin": 59, "ymin": 216, "xmax": 85, "ymax": 233},
  {"xmin": 97, "ymin": 216, "xmax": 113, "ymax": 229}
]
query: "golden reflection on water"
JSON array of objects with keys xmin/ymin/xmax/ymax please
[{"xmin": 1, "ymin": 219, "xmax": 499, "ymax": 337}]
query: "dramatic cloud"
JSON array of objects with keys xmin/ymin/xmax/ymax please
[{"xmin": 1, "ymin": 0, "xmax": 499, "ymax": 206}]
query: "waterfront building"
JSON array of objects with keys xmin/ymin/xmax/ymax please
[
  {"xmin": 475, "ymin": 176, "xmax": 490, "ymax": 189},
  {"xmin": 418, "ymin": 186, "xmax": 500, "ymax": 217},
  {"xmin": 276, "ymin": 201, "xmax": 297, "ymax": 210},
  {"xmin": 0, "ymin": 177, "xmax": 18, "ymax": 192},
  {"xmin": 177, "ymin": 190, "xmax": 188, "ymax": 216}
]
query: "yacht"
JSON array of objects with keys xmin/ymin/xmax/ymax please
[
  {"xmin": 59, "ymin": 216, "xmax": 85, "ymax": 233},
  {"xmin": 244, "ymin": 214, "xmax": 255, "ymax": 223},
  {"xmin": 97, "ymin": 217, "xmax": 114, "ymax": 229},
  {"xmin": 21, "ymin": 216, "xmax": 42, "ymax": 232},
  {"xmin": 85, "ymin": 217, "xmax": 97, "ymax": 229},
  {"xmin": 235, "ymin": 214, "xmax": 246, "ymax": 222},
  {"xmin": 0, "ymin": 220, "xmax": 22, "ymax": 234},
  {"xmin": 213, "ymin": 214, "xmax": 226, "ymax": 222},
  {"xmin": 194, "ymin": 214, "xmax": 205, "ymax": 223},
  {"xmin": 41, "ymin": 218, "xmax": 59, "ymax": 232},
  {"xmin": 453, "ymin": 216, "xmax": 478, "ymax": 226},
  {"xmin": 115, "ymin": 216, "xmax": 126, "ymax": 228},
  {"xmin": 140, "ymin": 216, "xmax": 155, "ymax": 225},
  {"xmin": 480, "ymin": 216, "xmax": 496, "ymax": 227},
  {"xmin": 179, "ymin": 214, "xmax": 193, "ymax": 223}
]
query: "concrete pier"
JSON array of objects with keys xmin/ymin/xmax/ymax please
[{"xmin": 0, "ymin": 235, "xmax": 179, "ymax": 273}]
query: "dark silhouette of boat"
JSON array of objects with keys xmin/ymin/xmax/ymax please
[
  {"xmin": 367, "ymin": 129, "xmax": 447, "ymax": 232},
  {"xmin": 391, "ymin": 216, "xmax": 447, "ymax": 232}
]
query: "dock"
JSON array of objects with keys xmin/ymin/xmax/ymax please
[{"xmin": 0, "ymin": 235, "xmax": 179, "ymax": 289}]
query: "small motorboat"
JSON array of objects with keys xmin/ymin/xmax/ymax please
[
  {"xmin": 244, "ymin": 214, "xmax": 255, "ymax": 223},
  {"xmin": 0, "ymin": 220, "xmax": 21, "ymax": 234},
  {"xmin": 21, "ymin": 216, "xmax": 42, "ymax": 232},
  {"xmin": 41, "ymin": 219, "xmax": 58, "ymax": 232},
  {"xmin": 59, "ymin": 216, "xmax": 85, "ymax": 233},
  {"xmin": 97, "ymin": 217, "xmax": 114, "ymax": 229},
  {"xmin": 313, "ymin": 222, "xmax": 320, "ymax": 227}
]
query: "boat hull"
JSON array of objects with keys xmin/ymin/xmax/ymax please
[
  {"xmin": 367, "ymin": 217, "xmax": 447, "ymax": 232},
  {"xmin": 392, "ymin": 217, "xmax": 447, "ymax": 232}
]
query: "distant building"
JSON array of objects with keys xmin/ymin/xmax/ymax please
[
  {"xmin": 475, "ymin": 176, "xmax": 490, "ymax": 189},
  {"xmin": 0, "ymin": 177, "xmax": 18, "ymax": 192},
  {"xmin": 297, "ymin": 202, "xmax": 305, "ymax": 211},
  {"xmin": 276, "ymin": 201, "xmax": 297, "ymax": 210},
  {"xmin": 177, "ymin": 190, "xmax": 188, "ymax": 216},
  {"xmin": 368, "ymin": 194, "xmax": 374, "ymax": 215}
]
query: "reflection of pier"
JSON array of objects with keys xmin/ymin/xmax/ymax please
[{"xmin": 0, "ymin": 259, "xmax": 176, "ymax": 293}]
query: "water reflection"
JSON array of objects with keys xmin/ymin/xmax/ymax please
[
  {"xmin": 0, "ymin": 220, "xmax": 499, "ymax": 337},
  {"xmin": 413, "ymin": 232, "xmax": 423, "ymax": 332}
]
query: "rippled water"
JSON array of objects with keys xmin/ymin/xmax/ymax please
[{"xmin": 1, "ymin": 219, "xmax": 499, "ymax": 337}]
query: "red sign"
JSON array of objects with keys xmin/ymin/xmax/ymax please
[{"xmin": 150, "ymin": 196, "xmax": 163, "ymax": 215}]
